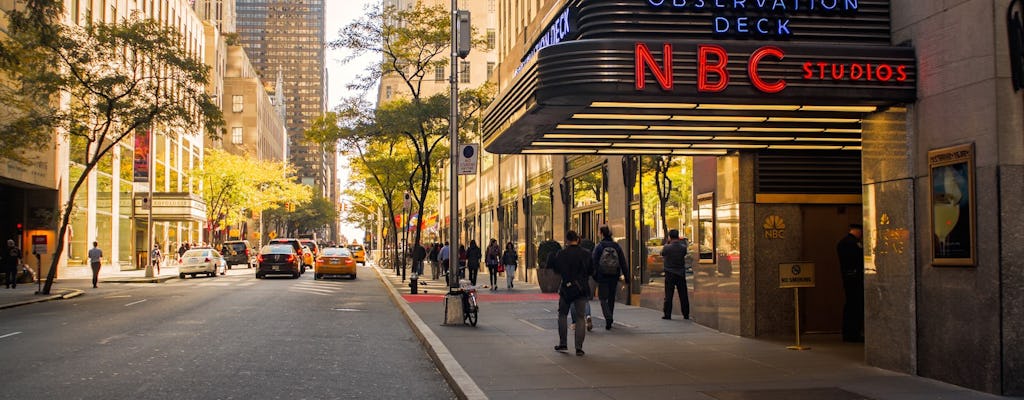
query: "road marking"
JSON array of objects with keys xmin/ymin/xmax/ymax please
[
  {"xmin": 0, "ymin": 332, "xmax": 22, "ymax": 339},
  {"xmin": 518, "ymin": 319, "xmax": 547, "ymax": 331},
  {"xmin": 125, "ymin": 299, "xmax": 147, "ymax": 306},
  {"xmin": 332, "ymin": 308, "xmax": 364, "ymax": 312},
  {"xmin": 105, "ymin": 295, "xmax": 132, "ymax": 299}
]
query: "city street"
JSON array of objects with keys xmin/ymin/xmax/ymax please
[{"xmin": 0, "ymin": 266, "xmax": 454, "ymax": 400}]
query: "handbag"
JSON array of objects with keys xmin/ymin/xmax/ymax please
[
  {"xmin": 560, "ymin": 279, "xmax": 584, "ymax": 300},
  {"xmin": 497, "ymin": 264, "xmax": 505, "ymax": 273}
]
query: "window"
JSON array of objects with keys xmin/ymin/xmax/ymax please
[
  {"xmin": 486, "ymin": 29, "xmax": 496, "ymax": 50},
  {"xmin": 232, "ymin": 95, "xmax": 243, "ymax": 112},
  {"xmin": 435, "ymin": 66, "xmax": 445, "ymax": 81},
  {"xmin": 486, "ymin": 62, "xmax": 495, "ymax": 80},
  {"xmin": 460, "ymin": 61, "xmax": 470, "ymax": 83},
  {"xmin": 231, "ymin": 127, "xmax": 243, "ymax": 144},
  {"xmin": 385, "ymin": 86, "xmax": 392, "ymax": 99}
]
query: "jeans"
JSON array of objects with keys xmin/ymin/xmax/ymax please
[
  {"xmin": 569, "ymin": 301, "xmax": 591, "ymax": 324},
  {"xmin": 505, "ymin": 264, "xmax": 516, "ymax": 288},
  {"xmin": 413, "ymin": 260, "xmax": 424, "ymax": 276},
  {"xmin": 430, "ymin": 261, "xmax": 440, "ymax": 279},
  {"xmin": 486, "ymin": 264, "xmax": 498, "ymax": 287},
  {"xmin": 664, "ymin": 272, "xmax": 690, "ymax": 318},
  {"xmin": 558, "ymin": 295, "xmax": 589, "ymax": 350},
  {"xmin": 91, "ymin": 262, "xmax": 101, "ymax": 288},
  {"xmin": 596, "ymin": 280, "xmax": 619, "ymax": 324}
]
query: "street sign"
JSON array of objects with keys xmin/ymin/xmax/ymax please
[
  {"xmin": 457, "ymin": 144, "xmax": 478, "ymax": 175},
  {"xmin": 268, "ymin": 231, "xmax": 278, "ymax": 240},
  {"xmin": 31, "ymin": 235, "xmax": 47, "ymax": 255},
  {"xmin": 779, "ymin": 262, "xmax": 815, "ymax": 288}
]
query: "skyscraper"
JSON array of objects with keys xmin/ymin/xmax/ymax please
[{"xmin": 234, "ymin": 0, "xmax": 328, "ymax": 194}]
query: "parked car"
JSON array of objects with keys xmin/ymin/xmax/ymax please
[
  {"xmin": 267, "ymin": 238, "xmax": 311, "ymax": 273},
  {"xmin": 178, "ymin": 248, "xmax": 227, "ymax": 279},
  {"xmin": 256, "ymin": 244, "xmax": 302, "ymax": 279},
  {"xmin": 314, "ymin": 247, "xmax": 357, "ymax": 280},
  {"xmin": 347, "ymin": 244, "xmax": 366, "ymax": 265},
  {"xmin": 221, "ymin": 240, "xmax": 256, "ymax": 269},
  {"xmin": 646, "ymin": 245, "xmax": 665, "ymax": 279}
]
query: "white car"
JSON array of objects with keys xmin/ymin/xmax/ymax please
[{"xmin": 178, "ymin": 248, "xmax": 227, "ymax": 279}]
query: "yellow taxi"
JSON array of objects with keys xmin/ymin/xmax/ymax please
[
  {"xmin": 314, "ymin": 247, "xmax": 357, "ymax": 280},
  {"xmin": 347, "ymin": 244, "xmax": 366, "ymax": 265}
]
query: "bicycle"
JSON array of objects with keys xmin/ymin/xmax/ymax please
[{"xmin": 443, "ymin": 279, "xmax": 479, "ymax": 326}]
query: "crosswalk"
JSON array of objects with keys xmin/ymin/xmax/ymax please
[{"xmin": 143, "ymin": 272, "xmax": 357, "ymax": 296}]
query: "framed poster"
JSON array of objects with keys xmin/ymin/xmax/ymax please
[
  {"xmin": 697, "ymin": 192, "xmax": 715, "ymax": 264},
  {"xmin": 927, "ymin": 143, "xmax": 976, "ymax": 266}
]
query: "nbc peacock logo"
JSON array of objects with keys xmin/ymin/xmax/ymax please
[{"xmin": 763, "ymin": 215, "xmax": 786, "ymax": 239}]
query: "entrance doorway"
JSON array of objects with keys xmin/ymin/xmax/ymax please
[
  {"xmin": 571, "ymin": 208, "xmax": 602, "ymax": 243},
  {"xmin": 801, "ymin": 205, "xmax": 862, "ymax": 333}
]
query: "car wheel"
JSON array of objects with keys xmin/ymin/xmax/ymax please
[
  {"xmin": 292, "ymin": 272, "xmax": 300, "ymax": 279},
  {"xmin": 350, "ymin": 273, "xmax": 357, "ymax": 280},
  {"xmin": 314, "ymin": 273, "xmax": 321, "ymax": 280},
  {"xmin": 256, "ymin": 273, "xmax": 263, "ymax": 279},
  {"xmin": 179, "ymin": 273, "xmax": 185, "ymax": 279},
  {"xmin": 191, "ymin": 273, "xmax": 197, "ymax": 278}
]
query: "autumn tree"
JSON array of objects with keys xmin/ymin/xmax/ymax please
[
  {"xmin": 194, "ymin": 149, "xmax": 311, "ymax": 244},
  {"xmin": 328, "ymin": 2, "xmax": 492, "ymax": 258},
  {"xmin": 0, "ymin": 1, "xmax": 224, "ymax": 293}
]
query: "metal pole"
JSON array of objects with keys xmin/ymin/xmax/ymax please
[
  {"xmin": 448, "ymin": 0, "xmax": 459, "ymax": 290},
  {"xmin": 145, "ymin": 130, "xmax": 154, "ymax": 278}
]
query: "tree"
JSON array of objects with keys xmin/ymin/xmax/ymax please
[
  {"xmin": 641, "ymin": 156, "xmax": 693, "ymax": 244},
  {"xmin": 0, "ymin": 2, "xmax": 224, "ymax": 293},
  {"xmin": 329, "ymin": 2, "xmax": 491, "ymax": 259},
  {"xmin": 194, "ymin": 149, "xmax": 311, "ymax": 244}
]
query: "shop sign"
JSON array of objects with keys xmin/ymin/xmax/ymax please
[
  {"xmin": 763, "ymin": 215, "xmax": 785, "ymax": 239},
  {"xmin": 515, "ymin": 7, "xmax": 577, "ymax": 76},
  {"xmin": 635, "ymin": 42, "xmax": 912, "ymax": 94},
  {"xmin": 646, "ymin": 0, "xmax": 861, "ymax": 37}
]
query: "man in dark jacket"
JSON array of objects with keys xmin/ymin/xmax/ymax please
[
  {"xmin": 837, "ymin": 224, "xmax": 864, "ymax": 342},
  {"xmin": 428, "ymin": 243, "xmax": 440, "ymax": 279},
  {"xmin": 661, "ymin": 229, "xmax": 690, "ymax": 320},
  {"xmin": 591, "ymin": 225, "xmax": 629, "ymax": 330},
  {"xmin": 552, "ymin": 230, "xmax": 593, "ymax": 356},
  {"xmin": 412, "ymin": 243, "xmax": 427, "ymax": 277}
]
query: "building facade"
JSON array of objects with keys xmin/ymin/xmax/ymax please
[
  {"xmin": 218, "ymin": 45, "xmax": 288, "ymax": 162},
  {"xmin": 0, "ymin": 0, "xmax": 213, "ymax": 276},
  {"xmin": 455, "ymin": 0, "xmax": 1023, "ymax": 396},
  {"xmin": 234, "ymin": 0, "xmax": 327, "ymax": 192}
]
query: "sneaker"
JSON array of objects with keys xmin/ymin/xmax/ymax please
[
  {"xmin": 662, "ymin": 315, "xmax": 671, "ymax": 320},
  {"xmin": 585, "ymin": 316, "xmax": 593, "ymax": 331},
  {"xmin": 554, "ymin": 345, "xmax": 568, "ymax": 352},
  {"xmin": 570, "ymin": 323, "xmax": 576, "ymax": 331},
  {"xmin": 605, "ymin": 320, "xmax": 613, "ymax": 330},
  {"xmin": 575, "ymin": 349, "xmax": 585, "ymax": 356}
]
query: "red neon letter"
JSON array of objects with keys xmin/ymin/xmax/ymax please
[
  {"xmin": 748, "ymin": 46, "xmax": 786, "ymax": 93},
  {"xmin": 636, "ymin": 43, "xmax": 673, "ymax": 91},
  {"xmin": 697, "ymin": 44, "xmax": 729, "ymax": 92}
]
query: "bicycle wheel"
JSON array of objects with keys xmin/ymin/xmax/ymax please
[{"xmin": 466, "ymin": 309, "xmax": 478, "ymax": 326}]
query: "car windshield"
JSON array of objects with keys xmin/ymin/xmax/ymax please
[
  {"xmin": 322, "ymin": 248, "xmax": 351, "ymax": 257},
  {"xmin": 261, "ymin": 244, "xmax": 295, "ymax": 254},
  {"xmin": 227, "ymin": 243, "xmax": 247, "ymax": 251},
  {"xmin": 348, "ymin": 245, "xmax": 363, "ymax": 251},
  {"xmin": 269, "ymin": 240, "xmax": 300, "ymax": 251},
  {"xmin": 183, "ymin": 250, "xmax": 210, "ymax": 258}
]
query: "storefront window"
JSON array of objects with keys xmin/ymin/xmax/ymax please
[
  {"xmin": 96, "ymin": 172, "xmax": 114, "ymax": 267},
  {"xmin": 68, "ymin": 164, "xmax": 87, "ymax": 266},
  {"xmin": 572, "ymin": 169, "xmax": 602, "ymax": 209},
  {"xmin": 530, "ymin": 189, "xmax": 553, "ymax": 243}
]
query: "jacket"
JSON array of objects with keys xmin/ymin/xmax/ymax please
[
  {"xmin": 591, "ymin": 238, "xmax": 629, "ymax": 284},
  {"xmin": 552, "ymin": 244, "xmax": 594, "ymax": 298},
  {"xmin": 466, "ymin": 246, "xmax": 482, "ymax": 269},
  {"xmin": 485, "ymin": 244, "xmax": 501, "ymax": 266},
  {"xmin": 661, "ymin": 239, "xmax": 687, "ymax": 277},
  {"xmin": 501, "ymin": 249, "xmax": 518, "ymax": 265}
]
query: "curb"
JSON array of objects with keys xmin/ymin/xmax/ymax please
[
  {"xmin": 100, "ymin": 276, "xmax": 178, "ymax": 284},
  {"xmin": 0, "ymin": 289, "xmax": 82, "ymax": 310},
  {"xmin": 373, "ymin": 266, "xmax": 488, "ymax": 400}
]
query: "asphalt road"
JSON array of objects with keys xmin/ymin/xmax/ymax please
[{"xmin": 0, "ymin": 265, "xmax": 455, "ymax": 400}]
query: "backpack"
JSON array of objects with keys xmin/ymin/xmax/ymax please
[{"xmin": 598, "ymin": 246, "xmax": 620, "ymax": 276}]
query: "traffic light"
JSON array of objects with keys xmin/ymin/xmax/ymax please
[
  {"xmin": 16, "ymin": 223, "xmax": 22, "ymax": 235},
  {"xmin": 457, "ymin": 10, "xmax": 471, "ymax": 59}
]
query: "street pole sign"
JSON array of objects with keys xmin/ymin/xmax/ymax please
[
  {"xmin": 457, "ymin": 144, "xmax": 478, "ymax": 175},
  {"xmin": 780, "ymin": 262, "xmax": 815, "ymax": 350},
  {"xmin": 31, "ymin": 235, "xmax": 47, "ymax": 255}
]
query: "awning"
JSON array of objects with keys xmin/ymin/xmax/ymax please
[{"xmin": 483, "ymin": 39, "xmax": 916, "ymax": 155}]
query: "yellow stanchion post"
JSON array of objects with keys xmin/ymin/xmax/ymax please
[{"xmin": 786, "ymin": 287, "xmax": 810, "ymax": 350}]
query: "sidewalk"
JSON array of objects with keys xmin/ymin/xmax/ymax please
[
  {"xmin": 0, "ymin": 264, "xmax": 181, "ymax": 309},
  {"xmin": 373, "ymin": 263, "xmax": 1009, "ymax": 400}
]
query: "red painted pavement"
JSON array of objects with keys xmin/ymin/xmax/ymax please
[{"xmin": 402, "ymin": 292, "xmax": 559, "ymax": 303}]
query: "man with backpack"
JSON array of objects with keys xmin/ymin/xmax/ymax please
[{"xmin": 591, "ymin": 225, "xmax": 629, "ymax": 330}]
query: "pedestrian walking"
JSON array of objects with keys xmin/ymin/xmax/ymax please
[
  {"xmin": 439, "ymin": 242, "xmax": 451, "ymax": 285},
  {"xmin": 151, "ymin": 244, "xmax": 163, "ymax": 275},
  {"xmin": 466, "ymin": 240, "xmax": 482, "ymax": 286},
  {"xmin": 88, "ymin": 241, "xmax": 103, "ymax": 288},
  {"xmin": 428, "ymin": 243, "xmax": 440, "ymax": 279},
  {"xmin": 457, "ymin": 244, "xmax": 468, "ymax": 279},
  {"xmin": 837, "ymin": 224, "xmax": 865, "ymax": 342},
  {"xmin": 661, "ymin": 229, "xmax": 690, "ymax": 320},
  {"xmin": 551, "ymin": 230, "xmax": 593, "ymax": 356},
  {"xmin": 591, "ymin": 225, "xmax": 629, "ymax": 330},
  {"xmin": 485, "ymin": 239, "xmax": 500, "ymax": 290},
  {"xmin": 412, "ymin": 242, "xmax": 427, "ymax": 277},
  {"xmin": 3, "ymin": 239, "xmax": 20, "ymax": 289},
  {"xmin": 501, "ymin": 242, "xmax": 518, "ymax": 289}
]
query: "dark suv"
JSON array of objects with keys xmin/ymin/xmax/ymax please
[{"xmin": 221, "ymin": 240, "xmax": 256, "ymax": 269}]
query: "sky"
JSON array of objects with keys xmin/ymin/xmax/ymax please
[{"xmin": 324, "ymin": 0, "xmax": 379, "ymax": 244}]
